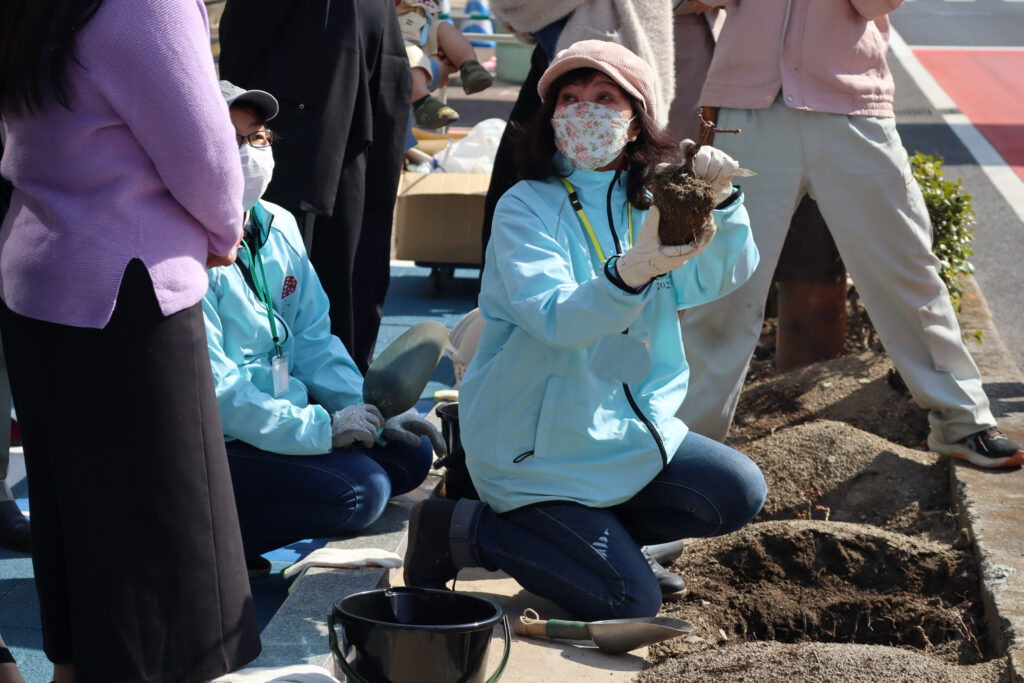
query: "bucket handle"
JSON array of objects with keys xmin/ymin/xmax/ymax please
[{"xmin": 328, "ymin": 610, "xmax": 511, "ymax": 683}]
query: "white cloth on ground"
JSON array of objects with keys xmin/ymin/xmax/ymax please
[
  {"xmin": 211, "ymin": 664, "xmax": 340, "ymax": 682},
  {"xmin": 282, "ymin": 547, "xmax": 403, "ymax": 582}
]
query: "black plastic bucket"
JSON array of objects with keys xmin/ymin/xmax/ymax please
[
  {"xmin": 329, "ymin": 586, "xmax": 510, "ymax": 683},
  {"xmin": 433, "ymin": 402, "xmax": 480, "ymax": 500}
]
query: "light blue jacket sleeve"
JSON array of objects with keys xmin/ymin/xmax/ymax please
[
  {"xmin": 202, "ymin": 273, "xmax": 333, "ymax": 456},
  {"xmin": 489, "ymin": 188, "xmax": 654, "ymax": 350},
  {"xmin": 670, "ymin": 190, "xmax": 759, "ymax": 309},
  {"xmin": 284, "ymin": 238, "xmax": 365, "ymax": 412}
]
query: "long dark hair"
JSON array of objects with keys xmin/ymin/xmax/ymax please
[
  {"xmin": 514, "ymin": 68, "xmax": 677, "ymax": 209},
  {"xmin": 0, "ymin": 0, "xmax": 105, "ymax": 115}
]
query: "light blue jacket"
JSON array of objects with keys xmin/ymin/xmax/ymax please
[
  {"xmin": 459, "ymin": 160, "xmax": 759, "ymax": 513},
  {"xmin": 202, "ymin": 201, "xmax": 364, "ymax": 455}
]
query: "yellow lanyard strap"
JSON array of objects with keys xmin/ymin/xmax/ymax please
[{"xmin": 558, "ymin": 177, "xmax": 632, "ymax": 264}]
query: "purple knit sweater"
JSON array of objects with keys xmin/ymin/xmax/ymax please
[{"xmin": 0, "ymin": 0, "xmax": 243, "ymax": 328}]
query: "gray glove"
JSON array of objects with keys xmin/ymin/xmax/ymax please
[
  {"xmin": 380, "ymin": 407, "xmax": 446, "ymax": 458},
  {"xmin": 331, "ymin": 404, "xmax": 385, "ymax": 449},
  {"xmin": 615, "ymin": 206, "xmax": 718, "ymax": 289}
]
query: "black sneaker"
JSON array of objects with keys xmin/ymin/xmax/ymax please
[
  {"xmin": 404, "ymin": 499, "xmax": 458, "ymax": 590},
  {"xmin": 928, "ymin": 427, "xmax": 1024, "ymax": 469}
]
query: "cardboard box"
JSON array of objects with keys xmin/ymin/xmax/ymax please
[{"xmin": 394, "ymin": 171, "xmax": 490, "ymax": 266}]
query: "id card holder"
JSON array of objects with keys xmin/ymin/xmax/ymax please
[{"xmin": 271, "ymin": 351, "xmax": 290, "ymax": 396}]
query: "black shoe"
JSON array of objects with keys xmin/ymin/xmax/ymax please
[
  {"xmin": 404, "ymin": 499, "xmax": 458, "ymax": 590},
  {"xmin": 642, "ymin": 546, "xmax": 687, "ymax": 599},
  {"xmin": 246, "ymin": 555, "xmax": 272, "ymax": 580},
  {"xmin": 928, "ymin": 427, "xmax": 1024, "ymax": 469},
  {"xmin": 641, "ymin": 539, "xmax": 686, "ymax": 567},
  {"xmin": 0, "ymin": 500, "xmax": 30, "ymax": 553}
]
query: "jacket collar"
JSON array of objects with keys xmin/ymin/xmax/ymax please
[
  {"xmin": 555, "ymin": 152, "xmax": 628, "ymax": 198},
  {"xmin": 245, "ymin": 202, "xmax": 274, "ymax": 249}
]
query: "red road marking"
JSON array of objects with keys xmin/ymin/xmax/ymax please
[{"xmin": 913, "ymin": 49, "xmax": 1024, "ymax": 182}]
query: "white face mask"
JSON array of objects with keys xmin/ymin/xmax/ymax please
[
  {"xmin": 239, "ymin": 143, "xmax": 275, "ymax": 210},
  {"xmin": 552, "ymin": 101, "xmax": 635, "ymax": 171}
]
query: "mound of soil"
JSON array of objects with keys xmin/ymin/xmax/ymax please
[
  {"xmin": 730, "ymin": 350, "xmax": 929, "ymax": 450},
  {"xmin": 746, "ymin": 421, "xmax": 953, "ymax": 541},
  {"xmin": 643, "ymin": 301, "xmax": 1003, "ymax": 681},
  {"xmin": 639, "ymin": 641, "xmax": 1007, "ymax": 682}
]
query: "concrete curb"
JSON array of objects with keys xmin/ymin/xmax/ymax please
[{"xmin": 950, "ymin": 275, "xmax": 1024, "ymax": 681}]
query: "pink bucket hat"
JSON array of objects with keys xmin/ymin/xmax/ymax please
[{"xmin": 537, "ymin": 40, "xmax": 657, "ymax": 121}]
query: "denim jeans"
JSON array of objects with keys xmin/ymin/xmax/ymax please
[
  {"xmin": 467, "ymin": 431, "xmax": 766, "ymax": 621},
  {"xmin": 227, "ymin": 437, "xmax": 433, "ymax": 556}
]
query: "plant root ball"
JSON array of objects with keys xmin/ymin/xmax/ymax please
[{"xmin": 652, "ymin": 166, "xmax": 716, "ymax": 246}]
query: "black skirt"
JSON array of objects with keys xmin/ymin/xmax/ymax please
[{"xmin": 0, "ymin": 260, "xmax": 261, "ymax": 682}]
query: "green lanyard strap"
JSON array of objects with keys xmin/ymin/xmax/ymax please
[
  {"xmin": 558, "ymin": 177, "xmax": 632, "ymax": 264},
  {"xmin": 239, "ymin": 239, "xmax": 283, "ymax": 357}
]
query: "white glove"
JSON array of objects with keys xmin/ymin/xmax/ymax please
[
  {"xmin": 682, "ymin": 139, "xmax": 739, "ymax": 204},
  {"xmin": 381, "ymin": 407, "xmax": 446, "ymax": 457},
  {"xmin": 615, "ymin": 205, "xmax": 718, "ymax": 290},
  {"xmin": 330, "ymin": 404, "xmax": 384, "ymax": 449}
]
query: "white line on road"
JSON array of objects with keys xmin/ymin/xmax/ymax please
[
  {"xmin": 906, "ymin": 45, "xmax": 1024, "ymax": 50},
  {"xmin": 890, "ymin": 27, "xmax": 1024, "ymax": 225}
]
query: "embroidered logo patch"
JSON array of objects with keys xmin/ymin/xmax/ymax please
[{"xmin": 282, "ymin": 275, "xmax": 297, "ymax": 299}]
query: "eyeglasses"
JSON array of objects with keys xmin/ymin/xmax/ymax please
[{"xmin": 238, "ymin": 129, "xmax": 276, "ymax": 148}]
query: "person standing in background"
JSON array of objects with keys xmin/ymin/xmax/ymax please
[
  {"xmin": 665, "ymin": 1, "xmax": 723, "ymax": 142},
  {"xmin": 0, "ymin": 0, "xmax": 261, "ymax": 680},
  {"xmin": 677, "ymin": 0, "xmax": 1024, "ymax": 468},
  {"xmin": 218, "ymin": 0, "xmax": 412, "ymax": 373},
  {"xmin": 0, "ymin": 143, "xmax": 28, "ymax": 555}
]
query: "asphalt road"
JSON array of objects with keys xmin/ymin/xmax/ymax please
[{"xmin": 890, "ymin": 0, "xmax": 1024, "ymax": 373}]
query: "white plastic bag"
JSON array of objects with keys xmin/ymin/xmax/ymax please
[
  {"xmin": 445, "ymin": 308, "xmax": 485, "ymax": 387},
  {"xmin": 434, "ymin": 118, "xmax": 506, "ymax": 173}
]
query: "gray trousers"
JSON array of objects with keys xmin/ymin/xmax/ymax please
[
  {"xmin": 0, "ymin": 335, "xmax": 12, "ymax": 502},
  {"xmin": 678, "ymin": 100, "xmax": 995, "ymax": 443}
]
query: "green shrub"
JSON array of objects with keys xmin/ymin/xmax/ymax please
[{"xmin": 910, "ymin": 152, "xmax": 975, "ymax": 312}]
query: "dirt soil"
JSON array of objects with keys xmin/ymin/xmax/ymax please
[{"xmin": 640, "ymin": 302, "xmax": 1011, "ymax": 682}]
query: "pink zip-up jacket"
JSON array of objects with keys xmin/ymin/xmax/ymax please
[
  {"xmin": 700, "ymin": 0, "xmax": 904, "ymax": 118},
  {"xmin": 0, "ymin": 0, "xmax": 243, "ymax": 328}
]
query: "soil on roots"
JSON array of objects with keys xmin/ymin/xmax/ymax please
[{"xmin": 651, "ymin": 166, "xmax": 716, "ymax": 245}]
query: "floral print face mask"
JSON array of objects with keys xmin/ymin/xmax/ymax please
[{"xmin": 552, "ymin": 101, "xmax": 635, "ymax": 171}]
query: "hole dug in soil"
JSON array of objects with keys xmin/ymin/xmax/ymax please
[
  {"xmin": 645, "ymin": 521, "xmax": 1007, "ymax": 682},
  {"xmin": 641, "ymin": 342, "xmax": 1010, "ymax": 681},
  {"xmin": 668, "ymin": 522, "xmax": 982, "ymax": 654}
]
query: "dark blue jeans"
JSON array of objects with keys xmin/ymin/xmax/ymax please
[
  {"xmin": 227, "ymin": 437, "xmax": 433, "ymax": 557},
  {"xmin": 468, "ymin": 431, "xmax": 767, "ymax": 621}
]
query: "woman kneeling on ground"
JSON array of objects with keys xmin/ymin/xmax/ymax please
[
  {"xmin": 205, "ymin": 82, "xmax": 442, "ymax": 575},
  {"xmin": 403, "ymin": 40, "xmax": 768, "ymax": 620}
]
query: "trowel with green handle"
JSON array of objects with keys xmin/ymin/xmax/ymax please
[
  {"xmin": 362, "ymin": 321, "xmax": 449, "ymax": 418},
  {"xmin": 513, "ymin": 609, "xmax": 694, "ymax": 654}
]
